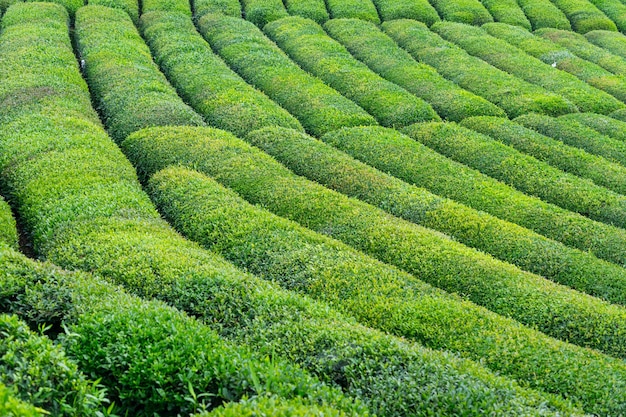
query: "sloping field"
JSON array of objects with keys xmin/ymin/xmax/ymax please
[{"xmin": 2, "ymin": 0, "xmax": 626, "ymax": 415}]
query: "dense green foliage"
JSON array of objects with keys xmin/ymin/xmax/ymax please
[
  {"xmin": 325, "ymin": 0, "xmax": 380, "ymax": 23},
  {"xmin": 325, "ymin": 18, "xmax": 504, "ymax": 122},
  {"xmin": 88, "ymin": 0, "xmax": 138, "ymax": 22},
  {"xmin": 264, "ymin": 16, "xmax": 440, "ymax": 127},
  {"xmin": 0, "ymin": 198, "xmax": 18, "ymax": 251},
  {"xmin": 403, "ymin": 122, "xmax": 626, "ymax": 229},
  {"xmin": 550, "ymin": 0, "xmax": 617, "ymax": 32},
  {"xmin": 561, "ymin": 112, "xmax": 626, "ymax": 141},
  {"xmin": 515, "ymin": 112, "xmax": 626, "ymax": 166},
  {"xmin": 1, "ymin": 248, "xmax": 359, "ymax": 416},
  {"xmin": 74, "ymin": 6, "xmax": 204, "ymax": 143},
  {"xmin": 321, "ymin": 126, "xmax": 626, "ymax": 266},
  {"xmin": 145, "ymin": 164, "xmax": 590, "ymax": 416},
  {"xmin": 196, "ymin": 13, "xmax": 376, "ymax": 137},
  {"xmin": 479, "ymin": 0, "xmax": 531, "ymax": 29},
  {"xmin": 140, "ymin": 12, "xmax": 303, "ymax": 138},
  {"xmin": 433, "ymin": 22, "xmax": 623, "ymax": 114},
  {"xmin": 283, "ymin": 0, "xmax": 328, "ymax": 24},
  {"xmin": 586, "ymin": 0, "xmax": 626, "ymax": 32},
  {"xmin": 247, "ymin": 126, "xmax": 626, "ymax": 305},
  {"xmin": 123, "ymin": 126, "xmax": 626, "ymax": 364},
  {"xmin": 0, "ymin": 5, "xmax": 365, "ymax": 415},
  {"xmin": 462, "ymin": 116, "xmax": 626, "ymax": 196},
  {"xmin": 537, "ymin": 27, "xmax": 626, "ymax": 74},
  {"xmin": 196, "ymin": 397, "xmax": 356, "ymax": 417},
  {"xmin": 193, "ymin": 0, "xmax": 241, "ymax": 19},
  {"xmin": 371, "ymin": 0, "xmax": 440, "ymax": 24},
  {"xmin": 383, "ymin": 19, "xmax": 577, "ymax": 117},
  {"xmin": 427, "ymin": 0, "xmax": 493, "ymax": 25},
  {"xmin": 123, "ymin": 126, "xmax": 626, "ymax": 415},
  {"xmin": 0, "ymin": 384, "xmax": 43, "ymax": 417},
  {"xmin": 586, "ymin": 29, "xmax": 626, "ymax": 58},
  {"xmin": 0, "ymin": 314, "xmax": 108, "ymax": 416},
  {"xmin": 485, "ymin": 23, "xmax": 626, "ymax": 104},
  {"xmin": 516, "ymin": 0, "xmax": 572, "ymax": 29},
  {"xmin": 240, "ymin": 0, "xmax": 288, "ymax": 27}
]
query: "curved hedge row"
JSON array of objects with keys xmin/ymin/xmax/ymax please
[
  {"xmin": 462, "ymin": 116, "xmax": 626, "ymax": 197},
  {"xmin": 241, "ymin": 0, "xmax": 288, "ymax": 27},
  {"xmin": 122, "ymin": 125, "xmax": 626, "ymax": 415},
  {"xmin": 586, "ymin": 0, "xmax": 626, "ymax": 32},
  {"xmin": 0, "ymin": 384, "xmax": 43, "ymax": 417},
  {"xmin": 0, "ymin": 249, "xmax": 359, "ymax": 416},
  {"xmin": 9, "ymin": 4, "xmax": 583, "ymax": 416},
  {"xmin": 245, "ymin": 126, "xmax": 626, "ymax": 305},
  {"xmin": 283, "ymin": 0, "xmax": 328, "ymax": 24},
  {"xmin": 193, "ymin": 0, "xmax": 241, "ymax": 19},
  {"xmin": 0, "ymin": 5, "xmax": 365, "ymax": 415},
  {"xmin": 432, "ymin": 21, "xmax": 623, "ymax": 114},
  {"xmin": 0, "ymin": 198, "xmax": 18, "ymax": 251},
  {"xmin": 263, "ymin": 16, "xmax": 440, "ymax": 127},
  {"xmin": 551, "ymin": 0, "xmax": 618, "ymax": 32},
  {"xmin": 479, "ymin": 0, "xmax": 531, "ymax": 29},
  {"xmin": 320, "ymin": 126, "xmax": 626, "ymax": 266},
  {"xmin": 140, "ymin": 12, "xmax": 303, "ymax": 138},
  {"xmin": 74, "ymin": 6, "xmax": 205, "ymax": 143},
  {"xmin": 383, "ymin": 19, "xmax": 577, "ymax": 118},
  {"xmin": 516, "ymin": 0, "xmax": 571, "ymax": 29},
  {"xmin": 427, "ymin": 0, "xmax": 493, "ymax": 25},
  {"xmin": 196, "ymin": 13, "xmax": 376, "ymax": 137},
  {"xmin": 0, "ymin": 314, "xmax": 109, "ymax": 416},
  {"xmin": 586, "ymin": 29, "xmax": 626, "ymax": 58},
  {"xmin": 403, "ymin": 122, "xmax": 626, "ymax": 229},
  {"xmin": 484, "ymin": 23, "xmax": 626, "ymax": 104},
  {"xmin": 324, "ymin": 18, "xmax": 505, "ymax": 122},
  {"xmin": 325, "ymin": 0, "xmax": 380, "ymax": 23},
  {"xmin": 561, "ymin": 112, "xmax": 626, "ymax": 141},
  {"xmin": 537, "ymin": 27, "xmax": 626, "ymax": 75},
  {"xmin": 371, "ymin": 0, "xmax": 440, "ymax": 24},
  {"xmin": 515, "ymin": 113, "xmax": 626, "ymax": 166},
  {"xmin": 123, "ymin": 125, "xmax": 626, "ymax": 362}
]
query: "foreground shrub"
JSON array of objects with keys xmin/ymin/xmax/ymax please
[
  {"xmin": 433, "ymin": 21, "xmax": 623, "ymax": 114},
  {"xmin": 197, "ymin": 13, "xmax": 376, "ymax": 137},
  {"xmin": 0, "ymin": 384, "xmax": 43, "ymax": 417},
  {"xmin": 383, "ymin": 19, "xmax": 577, "ymax": 117},
  {"xmin": 515, "ymin": 112, "xmax": 626, "ymax": 166},
  {"xmin": 140, "ymin": 12, "xmax": 303, "ymax": 137},
  {"xmin": 537, "ymin": 27, "xmax": 626, "ymax": 74},
  {"xmin": 264, "ymin": 16, "xmax": 440, "ymax": 127},
  {"xmin": 485, "ymin": 22, "xmax": 626, "ymax": 103},
  {"xmin": 324, "ymin": 18, "xmax": 505, "ymax": 122}
]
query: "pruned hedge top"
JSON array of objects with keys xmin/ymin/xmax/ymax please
[
  {"xmin": 516, "ymin": 0, "xmax": 572, "ymax": 30},
  {"xmin": 324, "ymin": 18, "xmax": 505, "ymax": 122},
  {"xmin": 197, "ymin": 13, "xmax": 376, "ymax": 137},
  {"xmin": 383, "ymin": 19, "xmax": 578, "ymax": 118},
  {"xmin": 370, "ymin": 0, "xmax": 440, "ymax": 25},
  {"xmin": 264, "ymin": 16, "xmax": 440, "ymax": 127},
  {"xmin": 140, "ymin": 11, "xmax": 303, "ymax": 137},
  {"xmin": 0, "ymin": 197, "xmax": 18, "ymax": 250}
]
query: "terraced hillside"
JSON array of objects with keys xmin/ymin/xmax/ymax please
[{"xmin": 1, "ymin": 0, "xmax": 626, "ymax": 415}]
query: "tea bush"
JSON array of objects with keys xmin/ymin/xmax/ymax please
[
  {"xmin": 586, "ymin": 29, "xmax": 626, "ymax": 58},
  {"xmin": 428, "ymin": 0, "xmax": 493, "ymax": 25},
  {"xmin": 516, "ymin": 0, "xmax": 571, "ymax": 29},
  {"xmin": 241, "ymin": 0, "xmax": 288, "ymax": 27},
  {"xmin": 479, "ymin": 0, "xmax": 531, "ymax": 29},
  {"xmin": 283, "ymin": 0, "xmax": 328, "ymax": 24},
  {"xmin": 325, "ymin": 0, "xmax": 380, "ymax": 23},
  {"xmin": 370, "ymin": 0, "xmax": 440, "ymax": 25},
  {"xmin": 561, "ymin": 111, "xmax": 626, "ymax": 141},
  {"xmin": 550, "ymin": 0, "xmax": 617, "ymax": 32}
]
